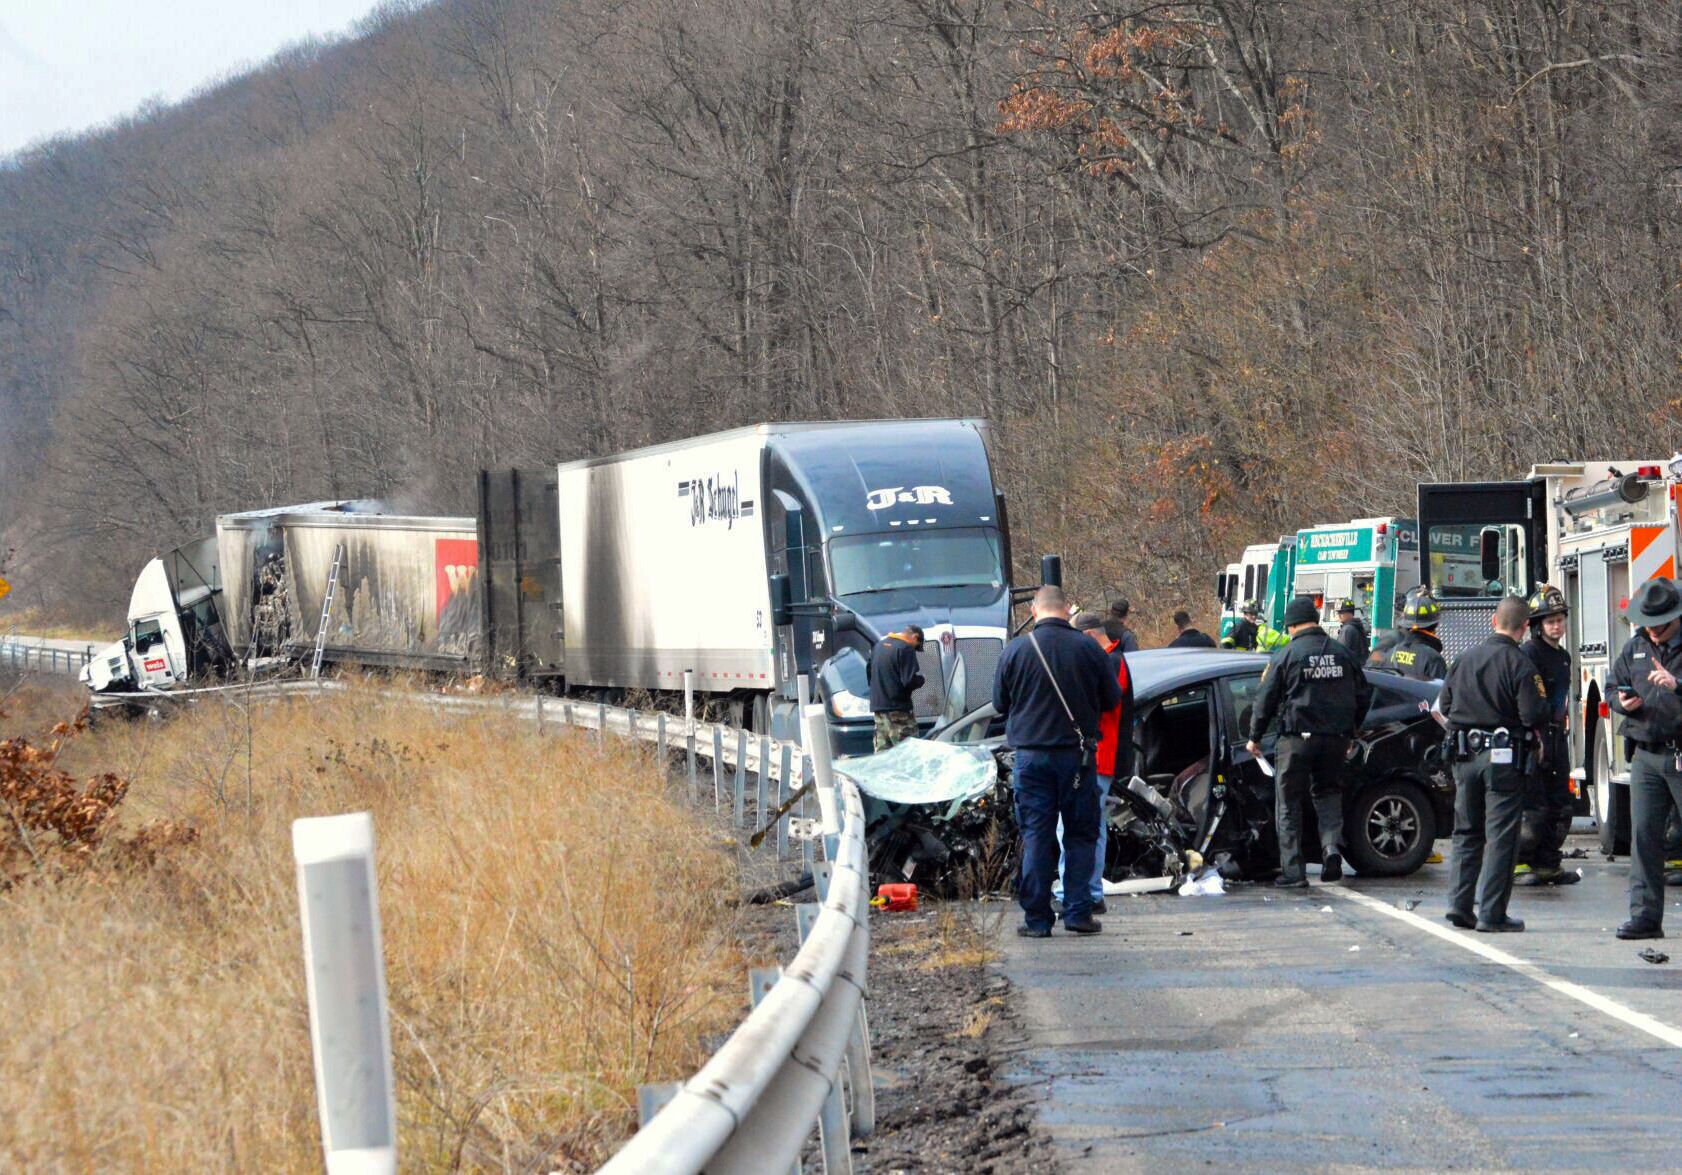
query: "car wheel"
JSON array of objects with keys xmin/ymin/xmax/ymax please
[{"xmin": 1345, "ymin": 777, "xmax": 1436, "ymax": 877}]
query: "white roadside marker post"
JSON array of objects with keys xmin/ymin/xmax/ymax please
[{"xmin": 293, "ymin": 812, "xmax": 398, "ymax": 1175}]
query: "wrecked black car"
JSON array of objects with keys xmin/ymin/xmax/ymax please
[{"xmin": 875, "ymin": 649, "xmax": 1452, "ymax": 889}]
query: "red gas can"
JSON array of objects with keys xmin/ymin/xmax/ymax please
[{"xmin": 875, "ymin": 883, "xmax": 919, "ymax": 912}]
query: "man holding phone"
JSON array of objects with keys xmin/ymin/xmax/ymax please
[{"xmin": 1606, "ymin": 578, "xmax": 1682, "ymax": 939}]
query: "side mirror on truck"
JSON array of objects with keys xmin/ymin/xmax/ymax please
[
  {"xmin": 1479, "ymin": 528, "xmax": 1502, "ymax": 584},
  {"xmin": 1040, "ymin": 554, "xmax": 1063, "ymax": 588},
  {"xmin": 770, "ymin": 573, "xmax": 793, "ymax": 627}
]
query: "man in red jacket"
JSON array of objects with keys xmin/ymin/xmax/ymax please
[{"xmin": 1055, "ymin": 612, "xmax": 1136, "ymax": 913}]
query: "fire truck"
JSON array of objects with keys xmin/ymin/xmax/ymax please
[{"xmin": 1418, "ymin": 458, "xmax": 1682, "ymax": 855}]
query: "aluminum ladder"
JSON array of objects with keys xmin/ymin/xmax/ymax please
[{"xmin": 310, "ymin": 544, "xmax": 344, "ymax": 679}]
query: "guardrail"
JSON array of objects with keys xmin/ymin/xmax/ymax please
[
  {"xmin": 171, "ymin": 678, "xmax": 880, "ymax": 1172},
  {"xmin": 0, "ymin": 637, "xmax": 97, "ymax": 676}
]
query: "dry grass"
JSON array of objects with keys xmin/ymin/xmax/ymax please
[
  {"xmin": 954, "ymin": 997, "xmax": 1005, "ymax": 1039},
  {"xmin": 0, "ymin": 676, "xmax": 746, "ymax": 1171},
  {"xmin": 0, "ymin": 606, "xmax": 110, "ymax": 642},
  {"xmin": 915, "ymin": 907, "xmax": 1000, "ymax": 973}
]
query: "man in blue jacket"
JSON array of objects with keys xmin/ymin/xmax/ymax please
[{"xmin": 994, "ymin": 586, "xmax": 1125, "ymax": 937}]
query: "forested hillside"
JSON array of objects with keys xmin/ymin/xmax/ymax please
[{"xmin": 4, "ymin": 0, "xmax": 1680, "ymax": 625}]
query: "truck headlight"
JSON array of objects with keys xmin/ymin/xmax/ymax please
[{"xmin": 828, "ymin": 688, "xmax": 872, "ymax": 720}]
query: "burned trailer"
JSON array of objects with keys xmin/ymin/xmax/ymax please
[{"xmin": 217, "ymin": 504, "xmax": 481, "ymax": 673}]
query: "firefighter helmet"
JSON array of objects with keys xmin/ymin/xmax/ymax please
[
  {"xmin": 1399, "ymin": 586, "xmax": 1440, "ymax": 629},
  {"xmin": 1241, "ymin": 599, "xmax": 1262, "ymax": 618},
  {"xmin": 1528, "ymin": 584, "xmax": 1568, "ymax": 621},
  {"xmin": 1335, "ymin": 597, "xmax": 1356, "ymax": 615}
]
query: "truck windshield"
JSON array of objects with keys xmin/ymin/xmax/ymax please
[
  {"xmin": 829, "ymin": 528, "xmax": 1004, "ymax": 598},
  {"xmin": 132, "ymin": 618, "xmax": 164, "ymax": 652}
]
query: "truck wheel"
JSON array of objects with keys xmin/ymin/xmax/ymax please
[
  {"xmin": 1345, "ymin": 778, "xmax": 1436, "ymax": 877},
  {"xmin": 1590, "ymin": 734, "xmax": 1630, "ymax": 856},
  {"xmin": 1596, "ymin": 765, "xmax": 1631, "ymax": 857}
]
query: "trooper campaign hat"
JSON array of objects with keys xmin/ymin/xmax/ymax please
[{"xmin": 1626, "ymin": 578, "xmax": 1682, "ymax": 628}]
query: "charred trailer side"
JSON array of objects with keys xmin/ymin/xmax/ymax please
[{"xmin": 218, "ymin": 506, "xmax": 481, "ymax": 674}]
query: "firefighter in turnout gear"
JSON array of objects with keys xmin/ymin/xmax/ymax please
[
  {"xmin": 1515, "ymin": 585, "xmax": 1579, "ymax": 887},
  {"xmin": 1223, "ymin": 600, "xmax": 1264, "ymax": 651},
  {"xmin": 1246, "ymin": 596, "xmax": 1373, "ymax": 887},
  {"xmin": 1378, "ymin": 586, "xmax": 1449, "ymax": 681},
  {"xmin": 1437, "ymin": 595, "xmax": 1550, "ymax": 933},
  {"xmin": 867, "ymin": 625, "xmax": 925, "ymax": 751}
]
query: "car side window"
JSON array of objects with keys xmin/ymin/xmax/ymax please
[{"xmin": 1221, "ymin": 674, "xmax": 1278, "ymax": 742}]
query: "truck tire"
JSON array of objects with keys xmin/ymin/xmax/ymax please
[
  {"xmin": 1598, "ymin": 781, "xmax": 1631, "ymax": 857},
  {"xmin": 1344, "ymin": 777, "xmax": 1437, "ymax": 877},
  {"xmin": 1590, "ymin": 734, "xmax": 1631, "ymax": 856}
]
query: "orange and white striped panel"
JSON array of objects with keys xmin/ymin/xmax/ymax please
[{"xmin": 1631, "ymin": 524, "xmax": 1676, "ymax": 585}]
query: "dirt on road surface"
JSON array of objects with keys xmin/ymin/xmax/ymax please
[{"xmin": 740, "ymin": 897, "xmax": 1054, "ymax": 1173}]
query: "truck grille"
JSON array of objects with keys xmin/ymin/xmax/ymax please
[
  {"xmin": 911, "ymin": 648, "xmax": 946, "ymax": 718},
  {"xmin": 956, "ymin": 637, "xmax": 1002, "ymax": 713},
  {"xmin": 1438, "ymin": 602, "xmax": 1496, "ymax": 663},
  {"xmin": 908, "ymin": 637, "xmax": 1003, "ymax": 719}
]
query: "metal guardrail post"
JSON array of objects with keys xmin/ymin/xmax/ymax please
[
  {"xmin": 712, "ymin": 726, "xmax": 724, "ymax": 807},
  {"xmin": 598, "ymin": 701, "xmax": 608, "ymax": 746},
  {"xmin": 732, "ymin": 729, "xmax": 747, "ymax": 827},
  {"xmin": 801, "ymin": 704, "xmax": 842, "ymax": 860},
  {"xmin": 684, "ymin": 671, "xmax": 698, "ymax": 799},
  {"xmin": 536, "ymin": 694, "xmax": 545, "ymax": 735},
  {"xmin": 292, "ymin": 812, "xmax": 397, "ymax": 1175},
  {"xmin": 757, "ymin": 734, "xmax": 770, "ymax": 830},
  {"xmin": 777, "ymin": 743, "xmax": 793, "ymax": 859},
  {"xmin": 801, "ymin": 757, "xmax": 815, "ymax": 873},
  {"xmin": 637, "ymin": 1083, "xmax": 682, "ymax": 1127},
  {"xmin": 658, "ymin": 712, "xmax": 668, "ymax": 761}
]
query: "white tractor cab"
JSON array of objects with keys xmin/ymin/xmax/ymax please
[
  {"xmin": 1419, "ymin": 458, "xmax": 1682, "ymax": 852},
  {"xmin": 80, "ymin": 537, "xmax": 229, "ymax": 693},
  {"xmin": 1289, "ymin": 517, "xmax": 1420, "ymax": 652}
]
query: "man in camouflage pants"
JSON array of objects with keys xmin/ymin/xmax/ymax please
[{"xmin": 869, "ymin": 625, "xmax": 925, "ymax": 752}]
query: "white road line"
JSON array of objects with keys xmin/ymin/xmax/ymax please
[{"xmin": 1328, "ymin": 885, "xmax": 1682, "ymax": 1050}]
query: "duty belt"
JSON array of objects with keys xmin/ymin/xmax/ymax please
[
  {"xmin": 1635, "ymin": 739, "xmax": 1682, "ymax": 754},
  {"xmin": 1451, "ymin": 727, "xmax": 1515, "ymax": 759}
]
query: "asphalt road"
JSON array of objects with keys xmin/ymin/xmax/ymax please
[{"xmin": 994, "ymin": 835, "xmax": 1682, "ymax": 1171}]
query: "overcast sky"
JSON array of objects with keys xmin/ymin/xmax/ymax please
[{"xmin": 0, "ymin": 0, "xmax": 389, "ymax": 159}]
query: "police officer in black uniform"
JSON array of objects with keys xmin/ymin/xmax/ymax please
[
  {"xmin": 1246, "ymin": 596, "xmax": 1373, "ymax": 887},
  {"xmin": 1378, "ymin": 586, "xmax": 1450, "ymax": 681},
  {"xmin": 1606, "ymin": 577, "xmax": 1682, "ymax": 939},
  {"xmin": 1515, "ymin": 585, "xmax": 1579, "ymax": 887},
  {"xmin": 1335, "ymin": 599, "xmax": 1368, "ymax": 660},
  {"xmin": 1437, "ymin": 595, "xmax": 1549, "ymax": 932}
]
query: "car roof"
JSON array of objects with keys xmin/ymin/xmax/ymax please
[{"xmin": 1123, "ymin": 648, "xmax": 1271, "ymax": 693}]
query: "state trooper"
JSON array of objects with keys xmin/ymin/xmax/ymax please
[
  {"xmin": 1606, "ymin": 578, "xmax": 1682, "ymax": 940},
  {"xmin": 1377, "ymin": 586, "xmax": 1449, "ymax": 680},
  {"xmin": 1246, "ymin": 595, "xmax": 1373, "ymax": 887},
  {"xmin": 1437, "ymin": 595, "xmax": 1549, "ymax": 933},
  {"xmin": 1514, "ymin": 585, "xmax": 1579, "ymax": 888}
]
